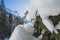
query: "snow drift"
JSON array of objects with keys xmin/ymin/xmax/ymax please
[{"xmin": 9, "ymin": 21, "xmax": 42, "ymax": 40}]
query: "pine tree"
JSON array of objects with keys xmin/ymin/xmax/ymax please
[
  {"xmin": 0, "ymin": 9, "xmax": 11, "ymax": 38},
  {"xmin": 24, "ymin": 9, "xmax": 60, "ymax": 40},
  {"xmin": 33, "ymin": 10, "xmax": 60, "ymax": 40}
]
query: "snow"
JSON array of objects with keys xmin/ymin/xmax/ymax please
[
  {"xmin": 9, "ymin": 0, "xmax": 60, "ymax": 40},
  {"xmin": 24, "ymin": 22, "xmax": 35, "ymax": 34},
  {"xmin": 26, "ymin": 2, "xmax": 36, "ymax": 21},
  {"xmin": 4, "ymin": 37, "xmax": 9, "ymax": 40},
  {"xmin": 42, "ymin": 19, "xmax": 54, "ymax": 33},
  {"xmin": 9, "ymin": 25, "xmax": 34, "ymax": 40},
  {"xmin": 23, "ymin": 19, "xmax": 30, "ymax": 24},
  {"xmin": 9, "ymin": 22, "xmax": 42, "ymax": 40},
  {"xmin": 55, "ymin": 22, "xmax": 60, "ymax": 29},
  {"xmin": 26, "ymin": 0, "xmax": 60, "ymax": 33},
  {"xmin": 54, "ymin": 21, "xmax": 60, "ymax": 34},
  {"xmin": 41, "ymin": 29, "xmax": 46, "ymax": 35}
]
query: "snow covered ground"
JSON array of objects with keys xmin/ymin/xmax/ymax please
[
  {"xmin": 4, "ymin": 37, "xmax": 9, "ymax": 40},
  {"xmin": 9, "ymin": 21, "xmax": 42, "ymax": 40},
  {"xmin": 0, "ymin": 37, "xmax": 9, "ymax": 40}
]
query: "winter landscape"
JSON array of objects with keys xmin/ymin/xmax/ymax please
[{"xmin": 0, "ymin": 0, "xmax": 60, "ymax": 40}]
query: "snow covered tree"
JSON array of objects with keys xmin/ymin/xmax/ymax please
[
  {"xmin": 48, "ymin": 14, "xmax": 60, "ymax": 40},
  {"xmin": 26, "ymin": 10, "xmax": 60, "ymax": 40},
  {"xmin": 26, "ymin": 0, "xmax": 60, "ymax": 40}
]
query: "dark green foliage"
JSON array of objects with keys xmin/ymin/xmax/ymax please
[
  {"xmin": 49, "ymin": 14, "xmax": 60, "ymax": 26},
  {"xmin": 0, "ymin": 9, "xmax": 11, "ymax": 38},
  {"xmin": 33, "ymin": 15, "xmax": 41, "ymax": 37},
  {"xmin": 33, "ymin": 11, "xmax": 47, "ymax": 38},
  {"xmin": 23, "ymin": 11, "xmax": 28, "ymax": 20}
]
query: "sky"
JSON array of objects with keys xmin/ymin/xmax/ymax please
[{"xmin": 4, "ymin": 0, "xmax": 29, "ymax": 17}]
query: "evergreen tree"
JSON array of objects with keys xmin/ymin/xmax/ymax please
[
  {"xmin": 0, "ymin": 9, "xmax": 11, "ymax": 38},
  {"xmin": 24, "ymin": 10, "xmax": 60, "ymax": 40}
]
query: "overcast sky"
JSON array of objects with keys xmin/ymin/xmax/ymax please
[{"xmin": 4, "ymin": 0, "xmax": 29, "ymax": 17}]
